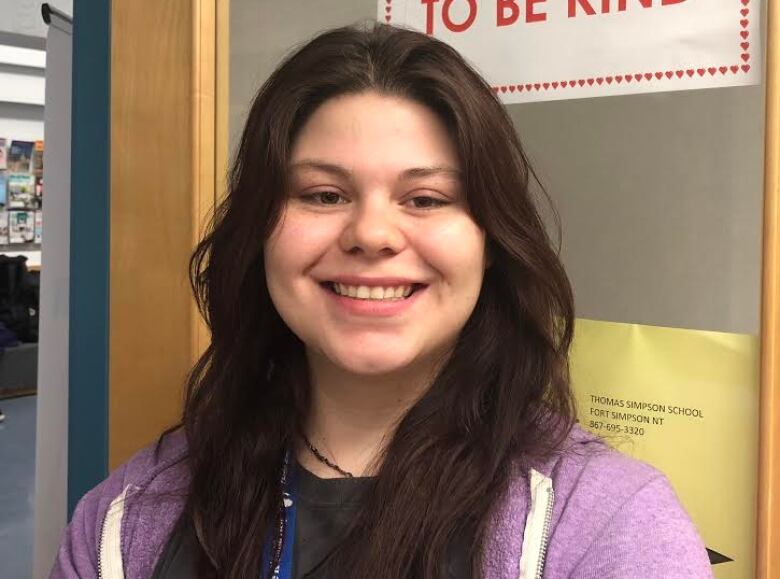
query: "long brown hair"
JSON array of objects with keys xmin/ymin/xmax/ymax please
[{"xmin": 180, "ymin": 21, "xmax": 575, "ymax": 578}]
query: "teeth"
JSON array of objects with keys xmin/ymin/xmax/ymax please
[{"xmin": 332, "ymin": 283, "xmax": 416, "ymax": 300}]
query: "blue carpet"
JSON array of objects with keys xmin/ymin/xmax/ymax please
[{"xmin": 0, "ymin": 395, "xmax": 36, "ymax": 579}]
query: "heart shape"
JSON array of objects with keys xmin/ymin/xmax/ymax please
[
  {"xmin": 675, "ymin": 70, "xmax": 684, "ymax": 78},
  {"xmin": 686, "ymin": 69, "xmax": 694, "ymax": 77},
  {"xmin": 385, "ymin": 14, "xmax": 391, "ymax": 21},
  {"xmin": 578, "ymin": 79, "xmax": 585, "ymax": 87},
  {"xmin": 644, "ymin": 73, "xmax": 653, "ymax": 81},
  {"xmin": 742, "ymin": 42, "xmax": 750, "ymax": 50},
  {"xmin": 517, "ymin": 85, "xmax": 524, "ymax": 92},
  {"xmin": 742, "ymin": 64, "xmax": 751, "ymax": 73},
  {"xmin": 741, "ymin": 0, "xmax": 748, "ymax": 4},
  {"xmin": 740, "ymin": 19, "xmax": 749, "ymax": 28},
  {"xmin": 534, "ymin": 83, "xmax": 541, "ymax": 90},
  {"xmin": 525, "ymin": 84, "xmax": 533, "ymax": 91},
  {"xmin": 665, "ymin": 71, "xmax": 673, "ymax": 79},
  {"xmin": 731, "ymin": 65, "xmax": 739, "ymax": 73},
  {"xmin": 697, "ymin": 68, "xmax": 705, "ymax": 76},
  {"xmin": 741, "ymin": 8, "xmax": 749, "ymax": 16},
  {"xmin": 708, "ymin": 67, "xmax": 716, "ymax": 75},
  {"xmin": 543, "ymin": 82, "xmax": 550, "ymax": 89},
  {"xmin": 561, "ymin": 81, "xmax": 568, "ymax": 87},
  {"xmin": 552, "ymin": 82, "xmax": 559, "ymax": 89},
  {"xmin": 500, "ymin": 86, "xmax": 507, "ymax": 93},
  {"xmin": 655, "ymin": 72, "xmax": 663, "ymax": 80},
  {"xmin": 741, "ymin": 31, "xmax": 750, "ymax": 39},
  {"xmin": 596, "ymin": 77, "xmax": 603, "ymax": 85},
  {"xmin": 508, "ymin": 85, "xmax": 515, "ymax": 92},
  {"xmin": 719, "ymin": 66, "xmax": 728, "ymax": 74},
  {"xmin": 742, "ymin": 53, "xmax": 750, "ymax": 62},
  {"xmin": 605, "ymin": 76, "xmax": 613, "ymax": 84},
  {"xmin": 386, "ymin": 6, "xmax": 391, "ymax": 13},
  {"xmin": 587, "ymin": 78, "xmax": 594, "ymax": 86},
  {"xmin": 615, "ymin": 75, "xmax": 623, "ymax": 83}
]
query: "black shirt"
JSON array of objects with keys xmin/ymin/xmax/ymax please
[{"xmin": 151, "ymin": 464, "xmax": 471, "ymax": 578}]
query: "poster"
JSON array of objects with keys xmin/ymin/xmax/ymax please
[
  {"xmin": 570, "ymin": 319, "xmax": 759, "ymax": 578},
  {"xmin": 381, "ymin": 0, "xmax": 762, "ymax": 103}
]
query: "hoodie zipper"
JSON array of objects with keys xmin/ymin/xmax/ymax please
[
  {"xmin": 534, "ymin": 485, "xmax": 555, "ymax": 579},
  {"xmin": 97, "ymin": 515, "xmax": 105, "ymax": 579},
  {"xmin": 518, "ymin": 469, "xmax": 555, "ymax": 579},
  {"xmin": 99, "ymin": 486, "xmax": 129, "ymax": 579}
]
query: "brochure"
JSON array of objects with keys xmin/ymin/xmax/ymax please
[
  {"xmin": 34, "ymin": 211, "xmax": 42, "ymax": 244},
  {"xmin": 7, "ymin": 140, "xmax": 33, "ymax": 173},
  {"xmin": 32, "ymin": 140, "xmax": 44, "ymax": 176},
  {"xmin": 0, "ymin": 211, "xmax": 9, "ymax": 245},
  {"xmin": 9, "ymin": 210, "xmax": 35, "ymax": 243},
  {"xmin": 8, "ymin": 174, "xmax": 35, "ymax": 209},
  {"xmin": 34, "ymin": 177, "xmax": 43, "ymax": 209}
]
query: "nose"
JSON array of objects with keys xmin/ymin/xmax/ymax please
[{"xmin": 339, "ymin": 197, "xmax": 406, "ymax": 257}]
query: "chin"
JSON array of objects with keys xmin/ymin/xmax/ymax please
[
  {"xmin": 338, "ymin": 358, "xmax": 415, "ymax": 376},
  {"xmin": 327, "ymin": 348, "xmax": 422, "ymax": 377}
]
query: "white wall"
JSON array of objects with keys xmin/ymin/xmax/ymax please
[
  {"xmin": 0, "ymin": 42, "xmax": 45, "ymax": 139},
  {"xmin": 0, "ymin": 0, "xmax": 73, "ymax": 39},
  {"xmin": 0, "ymin": 102, "xmax": 44, "ymax": 141}
]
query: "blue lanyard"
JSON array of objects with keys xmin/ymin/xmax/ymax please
[{"xmin": 264, "ymin": 450, "xmax": 299, "ymax": 579}]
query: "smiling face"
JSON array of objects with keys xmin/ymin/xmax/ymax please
[{"xmin": 264, "ymin": 92, "xmax": 487, "ymax": 379}]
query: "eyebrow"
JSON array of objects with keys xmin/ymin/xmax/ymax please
[{"xmin": 289, "ymin": 160, "xmax": 462, "ymax": 181}]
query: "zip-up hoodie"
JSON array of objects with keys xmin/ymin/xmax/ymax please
[{"xmin": 50, "ymin": 426, "xmax": 713, "ymax": 579}]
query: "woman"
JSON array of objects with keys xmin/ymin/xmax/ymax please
[{"xmin": 52, "ymin": 22, "xmax": 711, "ymax": 579}]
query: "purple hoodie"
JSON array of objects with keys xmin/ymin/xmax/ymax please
[{"xmin": 50, "ymin": 426, "xmax": 712, "ymax": 578}]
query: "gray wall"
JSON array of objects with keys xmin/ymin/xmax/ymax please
[
  {"xmin": 230, "ymin": 0, "xmax": 765, "ymax": 336},
  {"xmin": 230, "ymin": 0, "xmax": 376, "ymax": 152},
  {"xmin": 512, "ymin": 86, "xmax": 765, "ymax": 335}
]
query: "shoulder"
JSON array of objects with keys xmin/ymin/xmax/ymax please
[
  {"xmin": 542, "ymin": 425, "xmax": 712, "ymax": 578},
  {"xmin": 87, "ymin": 428, "xmax": 190, "ymax": 508},
  {"xmin": 50, "ymin": 430, "xmax": 190, "ymax": 579}
]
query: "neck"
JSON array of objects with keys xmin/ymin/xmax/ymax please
[{"xmin": 299, "ymin": 352, "xmax": 438, "ymax": 479}]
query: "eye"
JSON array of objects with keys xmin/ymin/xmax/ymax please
[
  {"xmin": 408, "ymin": 196, "xmax": 450, "ymax": 209},
  {"xmin": 302, "ymin": 191, "xmax": 348, "ymax": 205}
]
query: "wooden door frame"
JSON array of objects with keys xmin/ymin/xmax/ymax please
[
  {"xmin": 109, "ymin": 0, "xmax": 228, "ymax": 468},
  {"xmin": 759, "ymin": 2, "xmax": 780, "ymax": 576}
]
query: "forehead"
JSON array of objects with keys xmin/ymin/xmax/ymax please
[{"xmin": 290, "ymin": 92, "xmax": 459, "ymax": 172}]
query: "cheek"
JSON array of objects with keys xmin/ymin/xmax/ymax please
[
  {"xmin": 416, "ymin": 218, "xmax": 486, "ymax": 291},
  {"xmin": 265, "ymin": 211, "xmax": 338, "ymax": 284}
]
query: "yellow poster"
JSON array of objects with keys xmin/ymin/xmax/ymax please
[{"xmin": 570, "ymin": 319, "xmax": 759, "ymax": 579}]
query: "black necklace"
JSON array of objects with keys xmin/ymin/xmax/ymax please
[{"xmin": 303, "ymin": 435, "xmax": 355, "ymax": 478}]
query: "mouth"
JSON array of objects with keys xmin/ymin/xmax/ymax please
[{"xmin": 320, "ymin": 281, "xmax": 427, "ymax": 301}]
